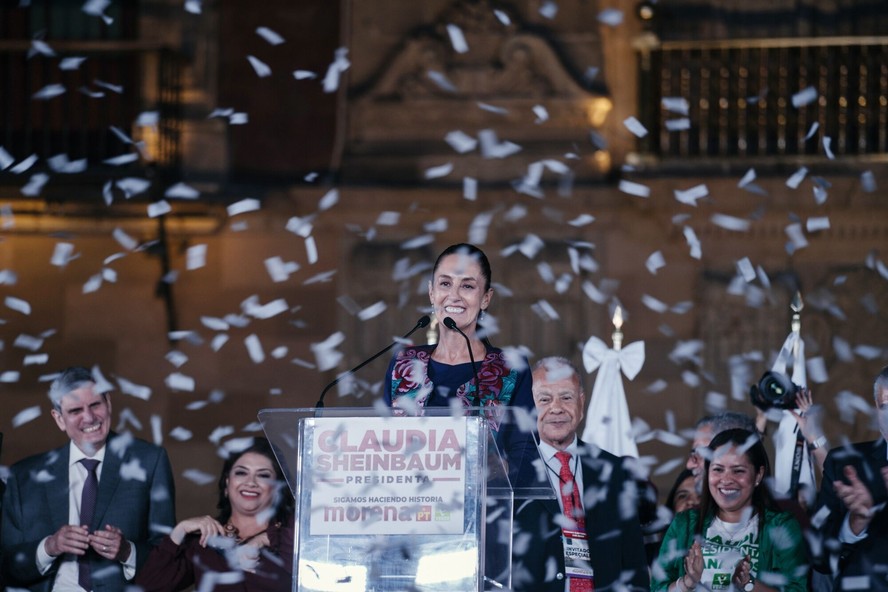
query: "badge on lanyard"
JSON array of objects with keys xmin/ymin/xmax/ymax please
[{"xmin": 562, "ymin": 528, "xmax": 594, "ymax": 581}]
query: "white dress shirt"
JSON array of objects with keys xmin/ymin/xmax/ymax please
[{"xmin": 36, "ymin": 442, "xmax": 137, "ymax": 591}]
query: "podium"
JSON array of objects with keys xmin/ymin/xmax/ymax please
[{"xmin": 259, "ymin": 406, "xmax": 551, "ymax": 592}]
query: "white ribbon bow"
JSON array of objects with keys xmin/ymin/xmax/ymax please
[
  {"xmin": 582, "ymin": 336, "xmax": 645, "ymax": 380},
  {"xmin": 580, "ymin": 336, "xmax": 645, "ymax": 458}
]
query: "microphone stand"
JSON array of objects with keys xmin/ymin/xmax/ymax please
[
  {"xmin": 315, "ymin": 315, "xmax": 431, "ymax": 409},
  {"xmin": 443, "ymin": 317, "xmax": 481, "ymax": 404}
]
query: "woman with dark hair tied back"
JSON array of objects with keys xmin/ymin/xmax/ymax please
[
  {"xmin": 383, "ymin": 243, "xmax": 535, "ymax": 480},
  {"xmin": 135, "ymin": 438, "xmax": 294, "ymax": 592},
  {"xmin": 652, "ymin": 429, "xmax": 808, "ymax": 592}
]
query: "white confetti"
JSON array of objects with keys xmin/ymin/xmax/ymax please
[
  {"xmin": 532, "ymin": 105, "xmax": 549, "ymax": 123},
  {"xmin": 791, "ymin": 86, "xmax": 817, "ymax": 108},
  {"xmin": 494, "ymin": 9, "xmax": 510, "ymax": 24},
  {"xmin": 24, "ymin": 353, "xmax": 49, "ymax": 365},
  {"xmin": 736, "ymin": 257, "xmax": 756, "ymax": 282},
  {"xmin": 21, "ymin": 173, "xmax": 49, "ymax": 196},
  {"xmin": 478, "ymin": 129, "xmax": 521, "ymax": 158},
  {"xmin": 59, "ymin": 56, "xmax": 87, "ymax": 70},
  {"xmin": 322, "ymin": 47, "xmax": 350, "ymax": 93},
  {"xmin": 645, "ymin": 250, "xmax": 665, "ymax": 274},
  {"xmin": 169, "ymin": 427, "xmax": 192, "ymax": 441},
  {"xmin": 463, "ymin": 177, "xmax": 477, "ymax": 201},
  {"xmin": 243, "ymin": 296, "xmax": 288, "ymax": 320},
  {"xmin": 47, "ymin": 154, "xmax": 87, "ymax": 173},
  {"xmin": 598, "ymin": 8, "xmax": 623, "ymax": 26},
  {"xmin": 357, "ymin": 301, "xmax": 387, "ymax": 321},
  {"xmin": 738, "ymin": 168, "xmax": 756, "ymax": 188},
  {"xmin": 641, "ymin": 294, "xmax": 669, "ymax": 313},
  {"xmin": 532, "ymin": 299, "xmax": 560, "ymax": 321},
  {"xmin": 211, "ymin": 334, "xmax": 229, "ymax": 352},
  {"xmin": 265, "ymin": 256, "xmax": 300, "ymax": 283},
  {"xmin": 50, "ymin": 242, "xmax": 77, "ymax": 267},
  {"xmin": 117, "ymin": 177, "xmax": 151, "ymax": 198},
  {"xmin": 0, "ymin": 371, "xmax": 20, "ymax": 383},
  {"xmin": 94, "ymin": 80, "xmax": 123, "ymax": 94},
  {"xmin": 806, "ymin": 216, "xmax": 830, "ymax": 232},
  {"xmin": 0, "ymin": 146, "xmax": 13, "ymax": 170},
  {"xmin": 82, "ymin": 274, "xmax": 102, "ymax": 294},
  {"xmin": 785, "ymin": 223, "xmax": 808, "ymax": 252},
  {"xmin": 117, "ymin": 377, "xmax": 152, "ymax": 400},
  {"xmin": 786, "ymin": 167, "xmax": 808, "ymax": 189},
  {"xmin": 5, "ymin": 296, "xmax": 31, "ymax": 315},
  {"xmin": 256, "ymin": 26, "xmax": 284, "ymax": 45},
  {"xmin": 662, "ymin": 97, "xmax": 689, "ymax": 115},
  {"xmin": 446, "ymin": 24, "xmax": 468, "ymax": 53},
  {"xmin": 165, "ymin": 372, "xmax": 195, "ymax": 392},
  {"xmin": 318, "ymin": 188, "xmax": 339, "ymax": 210},
  {"xmin": 445, "ymin": 130, "xmax": 477, "ymax": 154},
  {"xmin": 182, "ymin": 469, "xmax": 215, "ymax": 486},
  {"xmin": 33, "ymin": 84, "xmax": 66, "ymax": 100},
  {"xmin": 246, "ymin": 55, "xmax": 272, "ymax": 77},
  {"xmin": 665, "ymin": 118, "xmax": 691, "ymax": 131},
  {"xmin": 293, "ymin": 70, "xmax": 317, "ymax": 80},
  {"xmin": 186, "ymin": 244, "xmax": 207, "ymax": 270},
  {"xmin": 311, "ymin": 331, "xmax": 345, "ymax": 371},
  {"xmin": 376, "ymin": 211, "xmax": 400, "ymax": 226},
  {"xmin": 165, "ymin": 182, "xmax": 199, "ymax": 199},
  {"xmin": 245, "ymin": 334, "xmax": 265, "ymax": 363},
  {"xmin": 540, "ymin": 0, "xmax": 558, "ymax": 19},
  {"xmin": 674, "ymin": 184, "xmax": 708, "ymax": 206},
  {"xmin": 147, "ymin": 200, "xmax": 171, "ymax": 218},
  {"xmin": 683, "ymin": 226, "xmax": 702, "ymax": 259},
  {"xmin": 806, "ymin": 357, "xmax": 828, "ymax": 383},
  {"xmin": 623, "ymin": 116, "xmax": 648, "ymax": 138},
  {"xmin": 227, "ymin": 198, "xmax": 260, "ymax": 216},
  {"xmin": 711, "ymin": 213, "xmax": 751, "ymax": 232},
  {"xmin": 112, "ymin": 228, "xmax": 138, "ymax": 251},
  {"xmin": 619, "ymin": 179, "xmax": 650, "ymax": 198},
  {"xmin": 12, "ymin": 405, "xmax": 41, "ymax": 427},
  {"xmin": 104, "ymin": 153, "xmax": 138, "ymax": 166},
  {"xmin": 823, "ymin": 136, "xmax": 835, "ymax": 160},
  {"xmin": 860, "ymin": 170, "xmax": 876, "ymax": 192},
  {"xmin": 401, "ymin": 234, "xmax": 435, "ymax": 249},
  {"xmin": 804, "ymin": 121, "xmax": 819, "ymax": 140},
  {"xmin": 424, "ymin": 162, "xmax": 453, "ymax": 179},
  {"xmin": 10, "ymin": 153, "xmax": 38, "ymax": 174},
  {"xmin": 427, "ymin": 71, "xmax": 457, "ymax": 93},
  {"xmin": 305, "ymin": 236, "xmax": 318, "ymax": 264},
  {"xmin": 477, "ymin": 102, "xmax": 509, "ymax": 115},
  {"xmin": 568, "ymin": 214, "xmax": 596, "ymax": 227},
  {"xmin": 121, "ymin": 457, "xmax": 147, "ymax": 482}
]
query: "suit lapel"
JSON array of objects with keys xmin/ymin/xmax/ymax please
[
  {"xmin": 48, "ymin": 445, "xmax": 71, "ymax": 529},
  {"xmin": 93, "ymin": 435, "xmax": 122, "ymax": 531}
]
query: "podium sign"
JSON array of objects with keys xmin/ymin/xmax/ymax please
[
  {"xmin": 259, "ymin": 407, "xmax": 518, "ymax": 592},
  {"xmin": 309, "ymin": 416, "xmax": 467, "ymax": 536}
]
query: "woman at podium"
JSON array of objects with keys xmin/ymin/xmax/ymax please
[{"xmin": 383, "ymin": 243, "xmax": 536, "ymax": 482}]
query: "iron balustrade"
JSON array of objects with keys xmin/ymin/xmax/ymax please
[
  {"xmin": 637, "ymin": 37, "xmax": 888, "ymax": 160},
  {"xmin": 0, "ymin": 40, "xmax": 182, "ymax": 180}
]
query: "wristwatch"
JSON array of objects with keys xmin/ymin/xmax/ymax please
[{"xmin": 743, "ymin": 576, "xmax": 755, "ymax": 591}]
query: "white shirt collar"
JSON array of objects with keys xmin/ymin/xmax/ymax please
[
  {"xmin": 538, "ymin": 436, "xmax": 580, "ymax": 463},
  {"xmin": 69, "ymin": 440, "xmax": 107, "ymax": 466}
]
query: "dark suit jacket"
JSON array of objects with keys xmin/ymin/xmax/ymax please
[
  {"xmin": 1, "ymin": 433, "xmax": 176, "ymax": 592},
  {"xmin": 512, "ymin": 441, "xmax": 650, "ymax": 592},
  {"xmin": 813, "ymin": 438, "xmax": 888, "ymax": 591}
]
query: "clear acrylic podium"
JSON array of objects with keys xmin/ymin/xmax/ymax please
[{"xmin": 259, "ymin": 406, "xmax": 551, "ymax": 592}]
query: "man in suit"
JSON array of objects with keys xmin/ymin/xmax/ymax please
[
  {"xmin": 813, "ymin": 365, "xmax": 888, "ymax": 591},
  {"xmin": 1, "ymin": 366, "xmax": 176, "ymax": 592},
  {"xmin": 512, "ymin": 357, "xmax": 649, "ymax": 592}
]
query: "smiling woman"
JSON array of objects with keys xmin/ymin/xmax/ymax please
[
  {"xmin": 652, "ymin": 429, "xmax": 809, "ymax": 592},
  {"xmin": 135, "ymin": 438, "xmax": 295, "ymax": 592}
]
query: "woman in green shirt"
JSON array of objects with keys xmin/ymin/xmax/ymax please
[{"xmin": 652, "ymin": 428, "xmax": 808, "ymax": 592}]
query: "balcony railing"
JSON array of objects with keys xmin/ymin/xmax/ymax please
[
  {"xmin": 0, "ymin": 40, "xmax": 182, "ymax": 187},
  {"xmin": 637, "ymin": 37, "xmax": 888, "ymax": 161}
]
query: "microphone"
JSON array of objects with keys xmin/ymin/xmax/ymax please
[
  {"xmin": 315, "ymin": 315, "xmax": 431, "ymax": 409},
  {"xmin": 443, "ymin": 317, "xmax": 481, "ymax": 405}
]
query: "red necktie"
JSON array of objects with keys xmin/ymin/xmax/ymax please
[
  {"xmin": 555, "ymin": 451, "xmax": 593, "ymax": 592},
  {"xmin": 79, "ymin": 458, "xmax": 100, "ymax": 591}
]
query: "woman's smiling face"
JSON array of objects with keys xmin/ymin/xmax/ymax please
[
  {"xmin": 226, "ymin": 452, "xmax": 278, "ymax": 518},
  {"xmin": 428, "ymin": 253, "xmax": 492, "ymax": 332},
  {"xmin": 708, "ymin": 445, "xmax": 763, "ymax": 519}
]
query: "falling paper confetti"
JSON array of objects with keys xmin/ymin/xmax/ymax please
[{"xmin": 256, "ymin": 26, "xmax": 285, "ymax": 45}]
